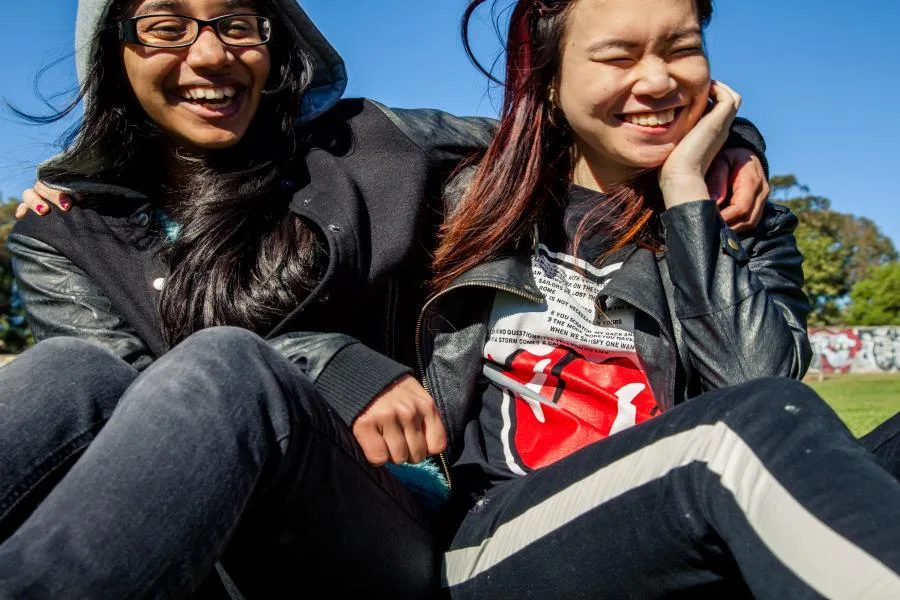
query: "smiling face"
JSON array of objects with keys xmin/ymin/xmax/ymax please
[
  {"xmin": 121, "ymin": 0, "xmax": 271, "ymax": 150},
  {"xmin": 555, "ymin": 0, "xmax": 711, "ymax": 189}
]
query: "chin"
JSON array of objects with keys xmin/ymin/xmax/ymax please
[
  {"xmin": 191, "ymin": 136, "xmax": 243, "ymax": 150},
  {"xmin": 623, "ymin": 147, "xmax": 675, "ymax": 171},
  {"xmin": 178, "ymin": 128, "xmax": 247, "ymax": 150}
]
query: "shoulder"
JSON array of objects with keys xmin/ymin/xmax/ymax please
[
  {"xmin": 12, "ymin": 200, "xmax": 150, "ymax": 245},
  {"xmin": 313, "ymin": 99, "xmax": 496, "ymax": 158},
  {"xmin": 442, "ymin": 164, "xmax": 480, "ymax": 213},
  {"xmin": 367, "ymin": 101, "xmax": 496, "ymax": 151}
]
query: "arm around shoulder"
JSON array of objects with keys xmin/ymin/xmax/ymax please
[{"xmin": 369, "ymin": 102, "xmax": 496, "ymax": 172}]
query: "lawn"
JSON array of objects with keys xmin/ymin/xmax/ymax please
[{"xmin": 805, "ymin": 373, "xmax": 900, "ymax": 437}]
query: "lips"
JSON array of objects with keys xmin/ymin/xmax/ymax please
[
  {"xmin": 170, "ymin": 84, "xmax": 247, "ymax": 118},
  {"xmin": 171, "ymin": 88, "xmax": 245, "ymax": 119},
  {"xmin": 617, "ymin": 106, "xmax": 684, "ymax": 129}
]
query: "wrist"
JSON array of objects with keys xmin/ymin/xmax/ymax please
[{"xmin": 659, "ymin": 175, "xmax": 710, "ymax": 209}]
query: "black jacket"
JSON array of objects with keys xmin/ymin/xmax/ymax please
[
  {"xmin": 416, "ymin": 198, "xmax": 812, "ymax": 482},
  {"xmin": 10, "ymin": 102, "xmax": 773, "ymax": 429},
  {"xmin": 10, "ymin": 99, "xmax": 495, "ymax": 426}
]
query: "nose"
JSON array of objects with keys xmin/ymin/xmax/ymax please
[
  {"xmin": 631, "ymin": 57, "xmax": 677, "ymax": 99},
  {"xmin": 185, "ymin": 27, "xmax": 231, "ymax": 70}
]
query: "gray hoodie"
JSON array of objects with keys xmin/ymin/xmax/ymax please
[{"xmin": 74, "ymin": 0, "xmax": 347, "ymax": 122}]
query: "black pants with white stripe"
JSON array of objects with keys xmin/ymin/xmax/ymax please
[{"xmin": 443, "ymin": 378, "xmax": 900, "ymax": 600}]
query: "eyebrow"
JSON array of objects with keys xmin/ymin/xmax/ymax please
[
  {"xmin": 134, "ymin": 0, "xmax": 258, "ymax": 16},
  {"xmin": 585, "ymin": 27, "xmax": 703, "ymax": 54}
]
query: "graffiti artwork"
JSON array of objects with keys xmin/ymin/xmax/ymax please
[{"xmin": 808, "ymin": 327, "xmax": 900, "ymax": 373}]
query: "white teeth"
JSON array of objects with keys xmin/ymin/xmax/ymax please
[
  {"xmin": 624, "ymin": 108, "xmax": 676, "ymax": 127},
  {"xmin": 179, "ymin": 86, "xmax": 238, "ymax": 102}
]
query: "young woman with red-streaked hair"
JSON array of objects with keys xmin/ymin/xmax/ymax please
[{"xmin": 419, "ymin": 0, "xmax": 900, "ymax": 597}]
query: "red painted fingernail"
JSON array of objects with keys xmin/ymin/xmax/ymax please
[
  {"xmin": 36, "ymin": 204, "xmax": 48, "ymax": 214},
  {"xmin": 60, "ymin": 197, "xmax": 71, "ymax": 210}
]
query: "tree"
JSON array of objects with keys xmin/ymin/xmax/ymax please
[
  {"xmin": 0, "ymin": 194, "xmax": 32, "ymax": 352},
  {"xmin": 846, "ymin": 263, "xmax": 900, "ymax": 326},
  {"xmin": 770, "ymin": 175, "xmax": 897, "ymax": 326}
]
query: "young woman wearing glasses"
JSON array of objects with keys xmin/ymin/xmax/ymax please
[{"xmin": 1, "ymin": 0, "xmax": 774, "ymax": 597}]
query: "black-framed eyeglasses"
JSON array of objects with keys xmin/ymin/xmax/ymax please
[{"xmin": 118, "ymin": 14, "xmax": 272, "ymax": 48}]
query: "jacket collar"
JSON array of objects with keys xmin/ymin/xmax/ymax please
[
  {"xmin": 439, "ymin": 245, "xmax": 670, "ymax": 325},
  {"xmin": 600, "ymin": 247, "xmax": 669, "ymax": 325},
  {"xmin": 445, "ymin": 253, "xmax": 542, "ymax": 301}
]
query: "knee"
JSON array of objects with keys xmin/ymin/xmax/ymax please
[
  {"xmin": 168, "ymin": 327, "xmax": 267, "ymax": 362},
  {"xmin": 152, "ymin": 327, "xmax": 305, "ymax": 398},
  {"xmin": 176, "ymin": 326, "xmax": 262, "ymax": 348},
  {"xmin": 717, "ymin": 377, "xmax": 844, "ymax": 433},
  {"xmin": 24, "ymin": 337, "xmax": 136, "ymax": 383},
  {"xmin": 8, "ymin": 337, "xmax": 137, "ymax": 414}
]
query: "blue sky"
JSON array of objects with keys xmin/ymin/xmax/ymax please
[{"xmin": 2, "ymin": 0, "xmax": 899, "ymax": 245}]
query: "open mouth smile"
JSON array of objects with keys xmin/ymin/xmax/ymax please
[
  {"xmin": 171, "ymin": 85, "xmax": 246, "ymax": 117},
  {"xmin": 616, "ymin": 107, "xmax": 684, "ymax": 130}
]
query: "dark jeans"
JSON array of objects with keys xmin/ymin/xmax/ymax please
[
  {"xmin": 0, "ymin": 329, "xmax": 437, "ymax": 599},
  {"xmin": 445, "ymin": 378, "xmax": 900, "ymax": 599}
]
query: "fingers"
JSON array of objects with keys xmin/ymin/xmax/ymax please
[
  {"xmin": 710, "ymin": 79, "xmax": 742, "ymax": 112},
  {"xmin": 705, "ymin": 154, "xmax": 730, "ymax": 205},
  {"xmin": 352, "ymin": 375, "xmax": 446, "ymax": 467},
  {"xmin": 33, "ymin": 181, "xmax": 73, "ymax": 211},
  {"xmin": 20, "ymin": 188, "xmax": 49, "ymax": 218},
  {"xmin": 381, "ymin": 417, "xmax": 414, "ymax": 465},
  {"xmin": 423, "ymin": 401, "xmax": 448, "ymax": 456},
  {"xmin": 701, "ymin": 80, "xmax": 741, "ymax": 160},
  {"xmin": 659, "ymin": 80, "xmax": 743, "ymax": 201},
  {"xmin": 718, "ymin": 149, "xmax": 767, "ymax": 231},
  {"xmin": 17, "ymin": 182, "xmax": 73, "ymax": 219},
  {"xmin": 354, "ymin": 421, "xmax": 392, "ymax": 467}
]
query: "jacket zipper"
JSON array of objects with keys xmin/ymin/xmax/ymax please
[
  {"xmin": 415, "ymin": 281, "xmax": 543, "ymax": 492},
  {"xmin": 600, "ymin": 289, "xmax": 678, "ymax": 406}
]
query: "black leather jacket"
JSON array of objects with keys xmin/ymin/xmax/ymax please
[{"xmin": 416, "ymin": 199, "xmax": 812, "ymax": 478}]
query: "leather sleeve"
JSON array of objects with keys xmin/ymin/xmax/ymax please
[
  {"xmin": 268, "ymin": 331, "xmax": 412, "ymax": 426},
  {"xmin": 8, "ymin": 233, "xmax": 155, "ymax": 370},
  {"xmin": 369, "ymin": 102, "xmax": 496, "ymax": 173},
  {"xmin": 661, "ymin": 200, "xmax": 812, "ymax": 389}
]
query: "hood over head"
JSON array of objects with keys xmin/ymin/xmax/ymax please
[{"xmin": 74, "ymin": 0, "xmax": 347, "ymax": 123}]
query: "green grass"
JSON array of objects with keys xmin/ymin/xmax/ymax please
[{"xmin": 805, "ymin": 373, "xmax": 900, "ymax": 437}]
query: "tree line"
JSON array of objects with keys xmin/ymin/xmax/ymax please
[
  {"xmin": 0, "ymin": 177, "xmax": 897, "ymax": 353},
  {"xmin": 771, "ymin": 175, "xmax": 899, "ymax": 327}
]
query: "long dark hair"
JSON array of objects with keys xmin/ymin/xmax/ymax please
[
  {"xmin": 432, "ymin": 0, "xmax": 713, "ymax": 291},
  {"xmin": 17, "ymin": 0, "xmax": 324, "ymax": 346}
]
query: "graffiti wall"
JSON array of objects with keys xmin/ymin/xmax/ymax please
[{"xmin": 808, "ymin": 327, "xmax": 900, "ymax": 373}]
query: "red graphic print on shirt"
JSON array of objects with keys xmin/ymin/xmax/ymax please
[
  {"xmin": 488, "ymin": 347, "xmax": 657, "ymax": 471},
  {"xmin": 483, "ymin": 245, "xmax": 659, "ymax": 475}
]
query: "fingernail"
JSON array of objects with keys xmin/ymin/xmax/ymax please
[
  {"xmin": 36, "ymin": 204, "xmax": 48, "ymax": 214},
  {"xmin": 60, "ymin": 197, "xmax": 71, "ymax": 210}
]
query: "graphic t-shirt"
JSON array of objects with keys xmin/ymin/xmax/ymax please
[{"xmin": 457, "ymin": 185, "xmax": 660, "ymax": 484}]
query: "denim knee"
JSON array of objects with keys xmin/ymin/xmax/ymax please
[
  {"xmin": 24, "ymin": 336, "xmax": 131, "ymax": 370},
  {"xmin": 139, "ymin": 327, "xmax": 303, "ymax": 442},
  {"xmin": 168, "ymin": 326, "xmax": 267, "ymax": 360},
  {"xmin": 11, "ymin": 337, "xmax": 137, "ymax": 401}
]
